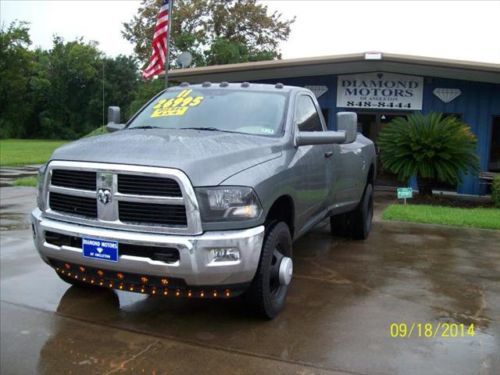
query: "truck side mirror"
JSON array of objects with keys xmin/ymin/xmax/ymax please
[
  {"xmin": 296, "ymin": 131, "xmax": 346, "ymax": 146},
  {"xmin": 336, "ymin": 112, "xmax": 357, "ymax": 144},
  {"xmin": 106, "ymin": 106, "xmax": 125, "ymax": 132}
]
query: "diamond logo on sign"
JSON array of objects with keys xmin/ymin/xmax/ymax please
[
  {"xmin": 305, "ymin": 85, "xmax": 328, "ymax": 98},
  {"xmin": 433, "ymin": 88, "xmax": 461, "ymax": 103}
]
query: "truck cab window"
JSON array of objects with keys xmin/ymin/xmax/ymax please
[{"xmin": 296, "ymin": 95, "xmax": 323, "ymax": 132}]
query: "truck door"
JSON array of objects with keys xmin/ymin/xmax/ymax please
[
  {"xmin": 334, "ymin": 141, "xmax": 365, "ymax": 206},
  {"xmin": 292, "ymin": 94, "xmax": 330, "ymax": 230}
]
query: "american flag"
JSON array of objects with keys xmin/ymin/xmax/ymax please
[{"xmin": 142, "ymin": 0, "xmax": 170, "ymax": 79}]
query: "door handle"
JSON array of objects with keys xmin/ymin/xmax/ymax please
[{"xmin": 324, "ymin": 151, "xmax": 333, "ymax": 158}]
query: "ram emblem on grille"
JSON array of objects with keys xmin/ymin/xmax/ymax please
[{"xmin": 97, "ymin": 188, "xmax": 112, "ymax": 205}]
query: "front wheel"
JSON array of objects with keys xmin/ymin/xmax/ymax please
[{"xmin": 245, "ymin": 222, "xmax": 293, "ymax": 319}]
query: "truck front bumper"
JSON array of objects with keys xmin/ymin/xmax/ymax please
[{"xmin": 31, "ymin": 208, "xmax": 264, "ymax": 293}]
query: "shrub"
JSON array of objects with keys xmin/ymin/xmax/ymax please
[
  {"xmin": 378, "ymin": 113, "xmax": 480, "ymax": 196},
  {"xmin": 492, "ymin": 176, "xmax": 500, "ymax": 208}
]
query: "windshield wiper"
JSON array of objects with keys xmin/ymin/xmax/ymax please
[
  {"xmin": 181, "ymin": 127, "xmax": 241, "ymax": 134},
  {"xmin": 128, "ymin": 125, "xmax": 161, "ymax": 130}
]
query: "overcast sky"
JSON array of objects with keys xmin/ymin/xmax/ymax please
[{"xmin": 1, "ymin": 0, "xmax": 500, "ymax": 64}]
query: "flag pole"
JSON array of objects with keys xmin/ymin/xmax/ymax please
[{"xmin": 164, "ymin": 0, "xmax": 173, "ymax": 89}]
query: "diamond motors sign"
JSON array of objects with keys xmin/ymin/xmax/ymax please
[{"xmin": 337, "ymin": 72, "xmax": 423, "ymax": 110}]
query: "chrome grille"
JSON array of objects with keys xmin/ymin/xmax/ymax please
[
  {"xmin": 119, "ymin": 201, "xmax": 187, "ymax": 226},
  {"xmin": 51, "ymin": 169, "xmax": 97, "ymax": 190},
  {"xmin": 43, "ymin": 161, "xmax": 202, "ymax": 235},
  {"xmin": 49, "ymin": 192, "xmax": 97, "ymax": 218},
  {"xmin": 118, "ymin": 174, "xmax": 182, "ymax": 197}
]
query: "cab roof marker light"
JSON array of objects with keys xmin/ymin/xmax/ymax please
[
  {"xmin": 163, "ymin": 289, "xmax": 168, "ymax": 296},
  {"xmin": 220, "ymin": 82, "xmax": 229, "ymax": 87},
  {"xmin": 180, "ymin": 82, "xmax": 190, "ymax": 87},
  {"xmin": 241, "ymin": 82, "xmax": 250, "ymax": 88},
  {"xmin": 275, "ymin": 83, "xmax": 284, "ymax": 89},
  {"xmin": 202, "ymin": 81, "xmax": 211, "ymax": 87}
]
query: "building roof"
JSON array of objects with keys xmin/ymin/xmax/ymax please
[{"xmin": 169, "ymin": 52, "xmax": 500, "ymax": 84}]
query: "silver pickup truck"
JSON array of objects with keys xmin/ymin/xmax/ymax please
[{"xmin": 32, "ymin": 82, "xmax": 376, "ymax": 318}]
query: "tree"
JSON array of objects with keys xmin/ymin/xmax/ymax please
[
  {"xmin": 101, "ymin": 55, "xmax": 140, "ymax": 122},
  {"xmin": 32, "ymin": 36, "xmax": 104, "ymax": 139},
  {"xmin": 377, "ymin": 113, "xmax": 480, "ymax": 196},
  {"xmin": 0, "ymin": 21, "xmax": 34, "ymax": 138},
  {"xmin": 122, "ymin": 0, "xmax": 295, "ymax": 68}
]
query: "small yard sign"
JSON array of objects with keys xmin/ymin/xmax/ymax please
[{"xmin": 397, "ymin": 187, "xmax": 413, "ymax": 204}]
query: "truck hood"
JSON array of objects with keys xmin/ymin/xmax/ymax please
[{"xmin": 50, "ymin": 129, "xmax": 283, "ymax": 186}]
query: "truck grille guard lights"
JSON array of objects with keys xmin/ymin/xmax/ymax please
[{"xmin": 54, "ymin": 260, "xmax": 234, "ymax": 299}]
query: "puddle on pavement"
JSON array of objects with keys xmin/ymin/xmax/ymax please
[{"xmin": 0, "ymin": 213, "xmax": 30, "ymax": 231}]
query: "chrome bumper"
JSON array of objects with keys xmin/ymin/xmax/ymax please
[{"xmin": 31, "ymin": 208, "xmax": 264, "ymax": 286}]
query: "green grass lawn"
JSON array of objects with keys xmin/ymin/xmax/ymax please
[
  {"xmin": 13, "ymin": 176, "xmax": 37, "ymax": 187},
  {"xmin": 383, "ymin": 204, "xmax": 500, "ymax": 230},
  {"xmin": 0, "ymin": 139, "xmax": 67, "ymax": 166}
]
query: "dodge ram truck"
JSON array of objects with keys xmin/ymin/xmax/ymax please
[{"xmin": 32, "ymin": 82, "xmax": 376, "ymax": 318}]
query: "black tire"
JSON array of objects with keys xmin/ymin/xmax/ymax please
[
  {"xmin": 56, "ymin": 271, "xmax": 96, "ymax": 288},
  {"xmin": 351, "ymin": 183, "xmax": 374, "ymax": 240},
  {"xmin": 245, "ymin": 222, "xmax": 292, "ymax": 319}
]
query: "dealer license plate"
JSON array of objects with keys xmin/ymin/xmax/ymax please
[{"xmin": 82, "ymin": 237, "xmax": 119, "ymax": 262}]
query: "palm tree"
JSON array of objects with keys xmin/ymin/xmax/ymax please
[{"xmin": 377, "ymin": 113, "xmax": 479, "ymax": 196}]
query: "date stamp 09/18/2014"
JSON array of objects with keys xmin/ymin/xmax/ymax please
[{"xmin": 389, "ymin": 322, "xmax": 476, "ymax": 338}]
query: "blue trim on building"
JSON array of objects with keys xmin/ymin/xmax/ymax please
[{"xmin": 259, "ymin": 73, "xmax": 500, "ymax": 195}]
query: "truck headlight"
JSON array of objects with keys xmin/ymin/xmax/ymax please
[
  {"xmin": 195, "ymin": 187, "xmax": 263, "ymax": 222},
  {"xmin": 37, "ymin": 163, "xmax": 47, "ymax": 210}
]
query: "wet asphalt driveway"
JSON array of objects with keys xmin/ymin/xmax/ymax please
[{"xmin": 1, "ymin": 186, "xmax": 499, "ymax": 374}]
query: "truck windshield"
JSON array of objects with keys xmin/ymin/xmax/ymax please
[{"xmin": 127, "ymin": 88, "xmax": 288, "ymax": 136}]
